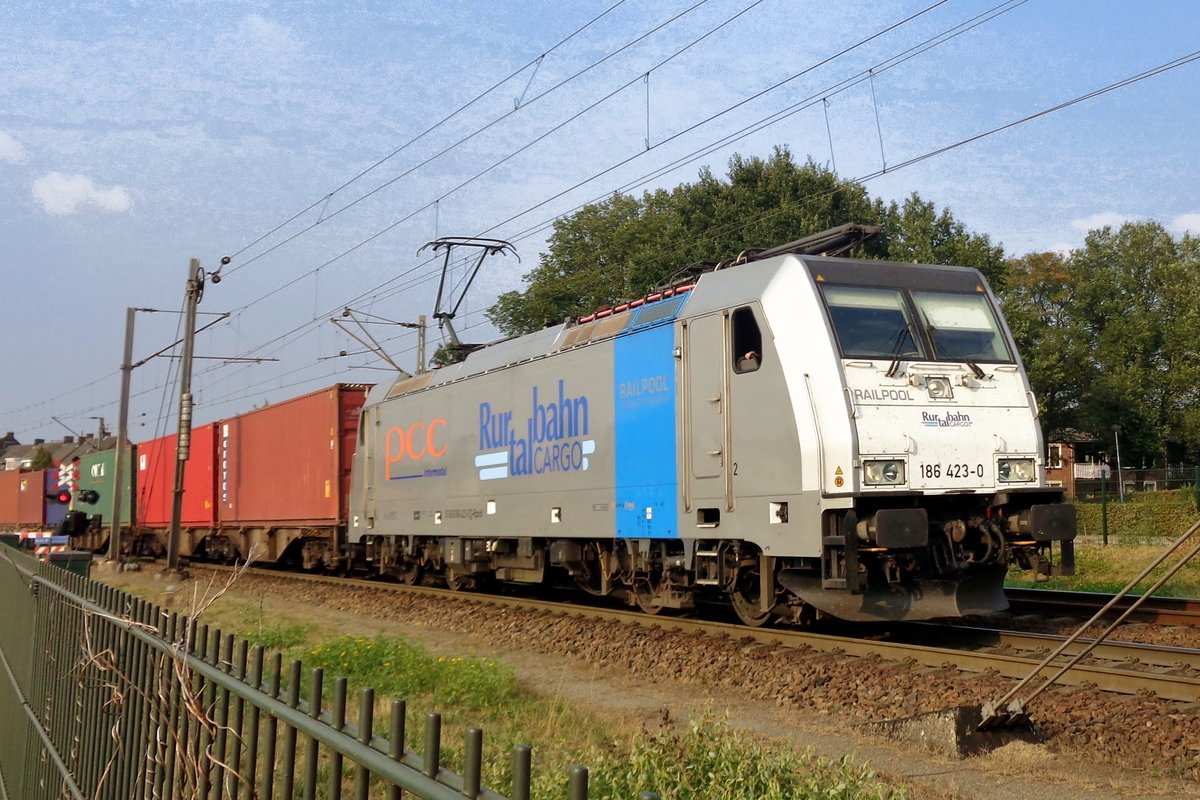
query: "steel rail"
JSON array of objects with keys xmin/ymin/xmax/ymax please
[
  {"xmin": 187, "ymin": 564, "xmax": 1200, "ymax": 704},
  {"xmin": 1006, "ymin": 587, "xmax": 1200, "ymax": 627},
  {"xmin": 898, "ymin": 622, "xmax": 1200, "ymax": 670}
]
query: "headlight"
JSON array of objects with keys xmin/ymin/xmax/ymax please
[
  {"xmin": 863, "ymin": 459, "xmax": 906, "ymax": 486},
  {"xmin": 926, "ymin": 377, "xmax": 953, "ymax": 400},
  {"xmin": 997, "ymin": 458, "xmax": 1036, "ymax": 483}
]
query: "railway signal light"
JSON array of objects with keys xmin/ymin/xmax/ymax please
[
  {"xmin": 77, "ymin": 489, "xmax": 100, "ymax": 505},
  {"xmin": 46, "ymin": 488, "xmax": 72, "ymax": 504}
]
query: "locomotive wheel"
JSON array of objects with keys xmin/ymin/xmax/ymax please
[
  {"xmin": 634, "ymin": 579, "xmax": 665, "ymax": 615},
  {"xmin": 573, "ymin": 543, "xmax": 608, "ymax": 596},
  {"xmin": 730, "ymin": 585, "xmax": 771, "ymax": 627},
  {"xmin": 444, "ymin": 567, "xmax": 474, "ymax": 592},
  {"xmin": 730, "ymin": 564, "xmax": 772, "ymax": 627},
  {"xmin": 401, "ymin": 563, "xmax": 423, "ymax": 586}
]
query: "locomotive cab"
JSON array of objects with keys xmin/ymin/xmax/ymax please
[{"xmin": 765, "ymin": 256, "xmax": 1074, "ymax": 620}]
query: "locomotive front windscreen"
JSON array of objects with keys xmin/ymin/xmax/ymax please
[
  {"xmin": 821, "ymin": 286, "xmax": 923, "ymax": 359},
  {"xmin": 820, "ymin": 283, "xmax": 1012, "ymax": 363},
  {"xmin": 910, "ymin": 291, "xmax": 1010, "ymax": 361}
]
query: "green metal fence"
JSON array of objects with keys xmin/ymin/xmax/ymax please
[{"xmin": 0, "ymin": 545, "xmax": 658, "ymax": 800}]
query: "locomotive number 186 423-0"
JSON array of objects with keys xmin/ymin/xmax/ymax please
[{"xmin": 920, "ymin": 463, "xmax": 985, "ymax": 479}]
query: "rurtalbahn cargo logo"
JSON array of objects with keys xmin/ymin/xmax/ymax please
[
  {"xmin": 476, "ymin": 380, "xmax": 595, "ymax": 480},
  {"xmin": 921, "ymin": 411, "xmax": 972, "ymax": 428}
]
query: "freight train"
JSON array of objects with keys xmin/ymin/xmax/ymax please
[{"xmin": 3, "ymin": 241, "xmax": 1076, "ymax": 623}]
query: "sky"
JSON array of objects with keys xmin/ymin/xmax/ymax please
[{"xmin": 1, "ymin": 0, "xmax": 1198, "ymax": 445}]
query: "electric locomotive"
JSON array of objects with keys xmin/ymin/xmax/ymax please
[{"xmin": 349, "ymin": 240, "xmax": 1076, "ymax": 623}]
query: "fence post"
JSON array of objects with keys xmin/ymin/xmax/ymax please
[{"xmin": 1101, "ymin": 470, "xmax": 1109, "ymax": 546}]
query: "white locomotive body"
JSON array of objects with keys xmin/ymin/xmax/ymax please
[{"xmin": 349, "ymin": 249, "xmax": 1075, "ymax": 623}]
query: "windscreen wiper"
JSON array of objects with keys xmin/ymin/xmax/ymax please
[{"xmin": 885, "ymin": 324, "xmax": 917, "ymax": 378}]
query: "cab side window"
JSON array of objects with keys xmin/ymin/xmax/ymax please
[{"xmin": 732, "ymin": 306, "xmax": 763, "ymax": 374}]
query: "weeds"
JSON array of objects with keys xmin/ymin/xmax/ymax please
[
  {"xmin": 562, "ymin": 716, "xmax": 906, "ymax": 800},
  {"xmin": 304, "ymin": 635, "xmax": 520, "ymax": 712}
]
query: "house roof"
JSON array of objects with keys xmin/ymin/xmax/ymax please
[
  {"xmin": 1, "ymin": 435, "xmax": 116, "ymax": 469},
  {"xmin": 1048, "ymin": 428, "xmax": 1097, "ymax": 444}
]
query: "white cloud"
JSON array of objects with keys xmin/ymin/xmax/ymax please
[
  {"xmin": 1069, "ymin": 211, "xmax": 1133, "ymax": 233},
  {"xmin": 31, "ymin": 172, "xmax": 133, "ymax": 215},
  {"xmin": 239, "ymin": 14, "xmax": 301, "ymax": 54},
  {"xmin": 1168, "ymin": 213, "xmax": 1200, "ymax": 236},
  {"xmin": 1047, "ymin": 242, "xmax": 1075, "ymax": 257},
  {"xmin": 0, "ymin": 132, "xmax": 27, "ymax": 164}
]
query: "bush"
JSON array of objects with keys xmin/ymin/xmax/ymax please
[{"xmin": 1074, "ymin": 489, "xmax": 1198, "ymax": 540}]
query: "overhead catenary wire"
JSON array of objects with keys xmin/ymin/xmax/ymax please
[
  {"xmin": 221, "ymin": 0, "xmax": 707, "ymax": 278},
  {"xmin": 215, "ymin": 0, "xmax": 946, "ymax": 337},
  {"xmin": 10, "ymin": 17, "xmax": 1196, "ymax": 433},
  {"xmin": 221, "ymin": 0, "xmax": 770, "ymax": 309},
  {"xmin": 227, "ymin": 0, "xmax": 997, "ymax": 333},
  {"xmin": 201, "ymin": 42, "xmax": 1200, "ymax": 415},
  {"xmin": 497, "ymin": 0, "xmax": 1033, "ymax": 251},
  {"xmin": 88, "ymin": 0, "xmax": 1066, "ymax": 416},
  {"xmin": 481, "ymin": 0, "xmax": 1007, "ymax": 246},
  {"xmin": 5, "ymin": 0, "xmax": 956, "ymax": 429},
  {"xmin": 222, "ymin": 0, "xmax": 633, "ymax": 268}
]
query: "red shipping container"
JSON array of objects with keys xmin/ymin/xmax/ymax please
[
  {"xmin": 219, "ymin": 384, "xmax": 367, "ymax": 526},
  {"xmin": 136, "ymin": 424, "xmax": 218, "ymax": 528},
  {"xmin": 0, "ymin": 469, "xmax": 51, "ymax": 527},
  {"xmin": 0, "ymin": 470, "xmax": 24, "ymax": 526},
  {"xmin": 18, "ymin": 468, "xmax": 50, "ymax": 527}
]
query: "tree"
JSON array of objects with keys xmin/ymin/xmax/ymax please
[
  {"xmin": 878, "ymin": 194, "xmax": 1007, "ymax": 290},
  {"xmin": 31, "ymin": 446, "xmax": 53, "ymax": 469},
  {"xmin": 488, "ymin": 148, "xmax": 1000, "ymax": 335},
  {"xmin": 1000, "ymin": 250, "xmax": 1087, "ymax": 440},
  {"xmin": 1071, "ymin": 222, "xmax": 1187, "ymax": 463},
  {"xmin": 1169, "ymin": 233, "xmax": 1200, "ymax": 455},
  {"xmin": 1005, "ymin": 222, "xmax": 1200, "ymax": 464}
]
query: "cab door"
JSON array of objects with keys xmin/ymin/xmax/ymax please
[{"xmin": 683, "ymin": 312, "xmax": 731, "ymax": 511}]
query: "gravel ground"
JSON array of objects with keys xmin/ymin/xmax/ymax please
[{"xmin": 103, "ymin": 566, "xmax": 1200, "ymax": 799}]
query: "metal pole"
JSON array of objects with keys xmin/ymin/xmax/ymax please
[
  {"xmin": 416, "ymin": 314, "xmax": 427, "ymax": 375},
  {"xmin": 167, "ymin": 259, "xmax": 202, "ymax": 570},
  {"xmin": 1114, "ymin": 427, "xmax": 1125, "ymax": 502},
  {"xmin": 1100, "ymin": 469, "xmax": 1108, "ymax": 546},
  {"xmin": 108, "ymin": 308, "xmax": 135, "ymax": 561}
]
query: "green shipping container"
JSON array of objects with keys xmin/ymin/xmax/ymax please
[{"xmin": 77, "ymin": 447, "xmax": 135, "ymax": 529}]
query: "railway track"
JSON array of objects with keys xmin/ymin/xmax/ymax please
[
  {"xmin": 193, "ymin": 564, "xmax": 1200, "ymax": 705},
  {"xmin": 1005, "ymin": 587, "xmax": 1200, "ymax": 627}
]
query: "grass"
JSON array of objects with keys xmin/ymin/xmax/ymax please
[
  {"xmin": 105, "ymin": 576, "xmax": 907, "ymax": 800},
  {"xmin": 1006, "ymin": 541, "xmax": 1200, "ymax": 596}
]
